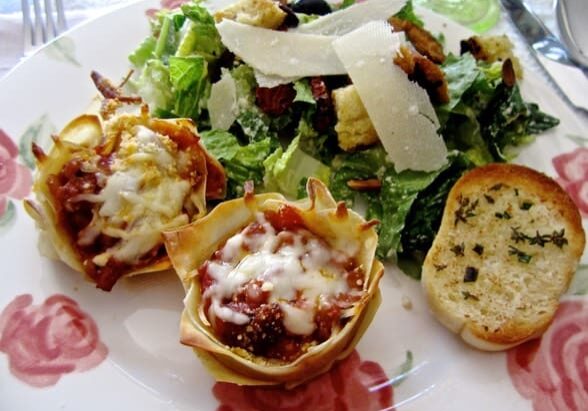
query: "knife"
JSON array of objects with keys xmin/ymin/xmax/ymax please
[
  {"xmin": 557, "ymin": 0, "xmax": 588, "ymax": 69},
  {"xmin": 501, "ymin": 0, "xmax": 588, "ymax": 111}
]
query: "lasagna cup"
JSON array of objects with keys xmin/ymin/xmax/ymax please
[
  {"xmin": 25, "ymin": 106, "xmax": 226, "ymax": 291},
  {"xmin": 164, "ymin": 178, "xmax": 383, "ymax": 386}
]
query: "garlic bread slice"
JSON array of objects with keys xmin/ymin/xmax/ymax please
[{"xmin": 422, "ymin": 163, "xmax": 585, "ymax": 350}]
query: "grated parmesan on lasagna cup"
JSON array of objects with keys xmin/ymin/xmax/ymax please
[
  {"xmin": 163, "ymin": 178, "xmax": 383, "ymax": 386},
  {"xmin": 25, "ymin": 105, "xmax": 226, "ymax": 291}
]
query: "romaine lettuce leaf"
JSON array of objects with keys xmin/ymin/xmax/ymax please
[
  {"xmin": 231, "ymin": 64, "xmax": 257, "ymax": 106},
  {"xmin": 337, "ymin": 0, "xmax": 356, "ymax": 10},
  {"xmin": 131, "ymin": 59, "xmax": 174, "ymax": 112},
  {"xmin": 370, "ymin": 163, "xmax": 450, "ymax": 260},
  {"xmin": 327, "ymin": 146, "xmax": 470, "ymax": 265},
  {"xmin": 153, "ymin": 14, "xmax": 182, "ymax": 61},
  {"xmin": 169, "ymin": 55, "xmax": 210, "ymax": 118},
  {"xmin": 129, "ymin": 36, "xmax": 157, "ymax": 67},
  {"xmin": 176, "ymin": 3, "xmax": 225, "ymax": 60},
  {"xmin": 237, "ymin": 110, "xmax": 273, "ymax": 142},
  {"xmin": 129, "ymin": 7, "xmax": 186, "ymax": 67},
  {"xmin": 296, "ymin": 110, "xmax": 338, "ymax": 165},
  {"xmin": 394, "ymin": 0, "xmax": 424, "ymax": 27},
  {"xmin": 264, "ymin": 136, "xmax": 331, "ymax": 198},
  {"xmin": 398, "ymin": 153, "xmax": 473, "ymax": 278},
  {"xmin": 293, "ymin": 79, "xmax": 316, "ymax": 104},
  {"xmin": 479, "ymin": 81, "xmax": 559, "ymax": 161},
  {"xmin": 440, "ymin": 53, "xmax": 480, "ymax": 112},
  {"xmin": 230, "ymin": 64, "xmax": 282, "ymax": 143},
  {"xmin": 129, "ymin": 3, "xmax": 221, "ymax": 120},
  {"xmin": 439, "ymin": 53, "xmax": 559, "ymax": 164},
  {"xmin": 200, "ymin": 130, "xmax": 273, "ymax": 196},
  {"xmin": 329, "ymin": 145, "xmax": 388, "ymax": 206}
]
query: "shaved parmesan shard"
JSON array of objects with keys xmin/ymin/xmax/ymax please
[
  {"xmin": 332, "ymin": 21, "xmax": 447, "ymax": 172},
  {"xmin": 216, "ymin": 19, "xmax": 346, "ymax": 77},
  {"xmin": 254, "ymin": 70, "xmax": 299, "ymax": 88},
  {"xmin": 208, "ymin": 69, "xmax": 237, "ymax": 130},
  {"xmin": 294, "ymin": 0, "xmax": 405, "ymax": 36}
]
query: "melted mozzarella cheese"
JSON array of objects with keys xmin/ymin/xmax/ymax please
[
  {"xmin": 210, "ymin": 299, "xmax": 250, "ymax": 325},
  {"xmin": 280, "ymin": 303, "xmax": 316, "ymax": 336},
  {"xmin": 73, "ymin": 125, "xmax": 192, "ymax": 266},
  {"xmin": 205, "ymin": 213, "xmax": 352, "ymax": 335}
]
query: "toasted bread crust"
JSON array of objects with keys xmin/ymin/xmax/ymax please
[
  {"xmin": 422, "ymin": 163, "xmax": 585, "ymax": 350},
  {"xmin": 453, "ymin": 163, "xmax": 584, "ymax": 237}
]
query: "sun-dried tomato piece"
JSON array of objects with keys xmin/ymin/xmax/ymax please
[
  {"xmin": 310, "ymin": 77, "xmax": 335, "ymax": 132},
  {"xmin": 255, "ymin": 84, "xmax": 296, "ymax": 117}
]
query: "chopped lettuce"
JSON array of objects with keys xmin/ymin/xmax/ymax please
[
  {"xmin": 131, "ymin": 59, "xmax": 174, "ymax": 113},
  {"xmin": 337, "ymin": 0, "xmax": 356, "ymax": 10},
  {"xmin": 129, "ymin": 36, "xmax": 157, "ymax": 67},
  {"xmin": 439, "ymin": 53, "xmax": 559, "ymax": 164},
  {"xmin": 297, "ymin": 111, "xmax": 338, "ymax": 165},
  {"xmin": 129, "ymin": 4, "xmax": 220, "ymax": 120},
  {"xmin": 398, "ymin": 153, "xmax": 473, "ymax": 278},
  {"xmin": 394, "ymin": 0, "xmax": 424, "ymax": 27},
  {"xmin": 169, "ymin": 56, "xmax": 210, "ymax": 118},
  {"xmin": 230, "ymin": 65, "xmax": 274, "ymax": 142},
  {"xmin": 441, "ymin": 53, "xmax": 481, "ymax": 112},
  {"xmin": 325, "ymin": 53, "xmax": 559, "ymax": 272},
  {"xmin": 229, "ymin": 64, "xmax": 302, "ymax": 144},
  {"xmin": 329, "ymin": 148, "xmax": 472, "ymax": 264},
  {"xmin": 200, "ymin": 130, "xmax": 273, "ymax": 196},
  {"xmin": 369, "ymin": 163, "xmax": 450, "ymax": 260},
  {"xmin": 329, "ymin": 145, "xmax": 388, "ymax": 205},
  {"xmin": 479, "ymin": 81, "xmax": 559, "ymax": 161},
  {"xmin": 237, "ymin": 110, "xmax": 274, "ymax": 142},
  {"xmin": 125, "ymin": 0, "xmax": 561, "ymax": 281},
  {"xmin": 264, "ymin": 136, "xmax": 331, "ymax": 198},
  {"xmin": 152, "ymin": 13, "xmax": 183, "ymax": 61},
  {"xmin": 232, "ymin": 64, "xmax": 257, "ymax": 106},
  {"xmin": 176, "ymin": 3, "xmax": 225, "ymax": 60},
  {"xmin": 293, "ymin": 79, "xmax": 316, "ymax": 104}
]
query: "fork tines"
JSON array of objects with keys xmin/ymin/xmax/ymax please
[{"xmin": 22, "ymin": 0, "xmax": 67, "ymax": 52}]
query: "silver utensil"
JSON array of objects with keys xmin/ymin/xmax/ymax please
[
  {"xmin": 21, "ymin": 0, "xmax": 67, "ymax": 54},
  {"xmin": 556, "ymin": 0, "xmax": 588, "ymax": 69},
  {"xmin": 501, "ymin": 0, "xmax": 588, "ymax": 112}
]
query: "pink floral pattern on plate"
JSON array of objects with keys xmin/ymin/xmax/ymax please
[
  {"xmin": 552, "ymin": 147, "xmax": 588, "ymax": 216},
  {"xmin": 0, "ymin": 294, "xmax": 108, "ymax": 388},
  {"xmin": 0, "ymin": 129, "xmax": 32, "ymax": 217},
  {"xmin": 507, "ymin": 299, "xmax": 588, "ymax": 411},
  {"xmin": 213, "ymin": 350, "xmax": 394, "ymax": 411}
]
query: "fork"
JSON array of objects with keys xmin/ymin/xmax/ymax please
[{"xmin": 21, "ymin": 0, "xmax": 67, "ymax": 54}]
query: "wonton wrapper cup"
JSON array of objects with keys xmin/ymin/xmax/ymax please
[
  {"xmin": 24, "ymin": 106, "xmax": 225, "ymax": 284},
  {"xmin": 163, "ymin": 178, "xmax": 384, "ymax": 386}
]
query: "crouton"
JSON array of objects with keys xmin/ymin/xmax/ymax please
[
  {"xmin": 460, "ymin": 35, "xmax": 523, "ymax": 79},
  {"xmin": 332, "ymin": 85, "xmax": 379, "ymax": 152},
  {"xmin": 214, "ymin": 0, "xmax": 286, "ymax": 29}
]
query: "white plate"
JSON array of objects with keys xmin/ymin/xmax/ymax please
[{"xmin": 1, "ymin": 2, "xmax": 587, "ymax": 410}]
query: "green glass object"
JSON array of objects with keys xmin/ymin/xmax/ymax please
[{"xmin": 414, "ymin": 0, "xmax": 501, "ymax": 33}]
